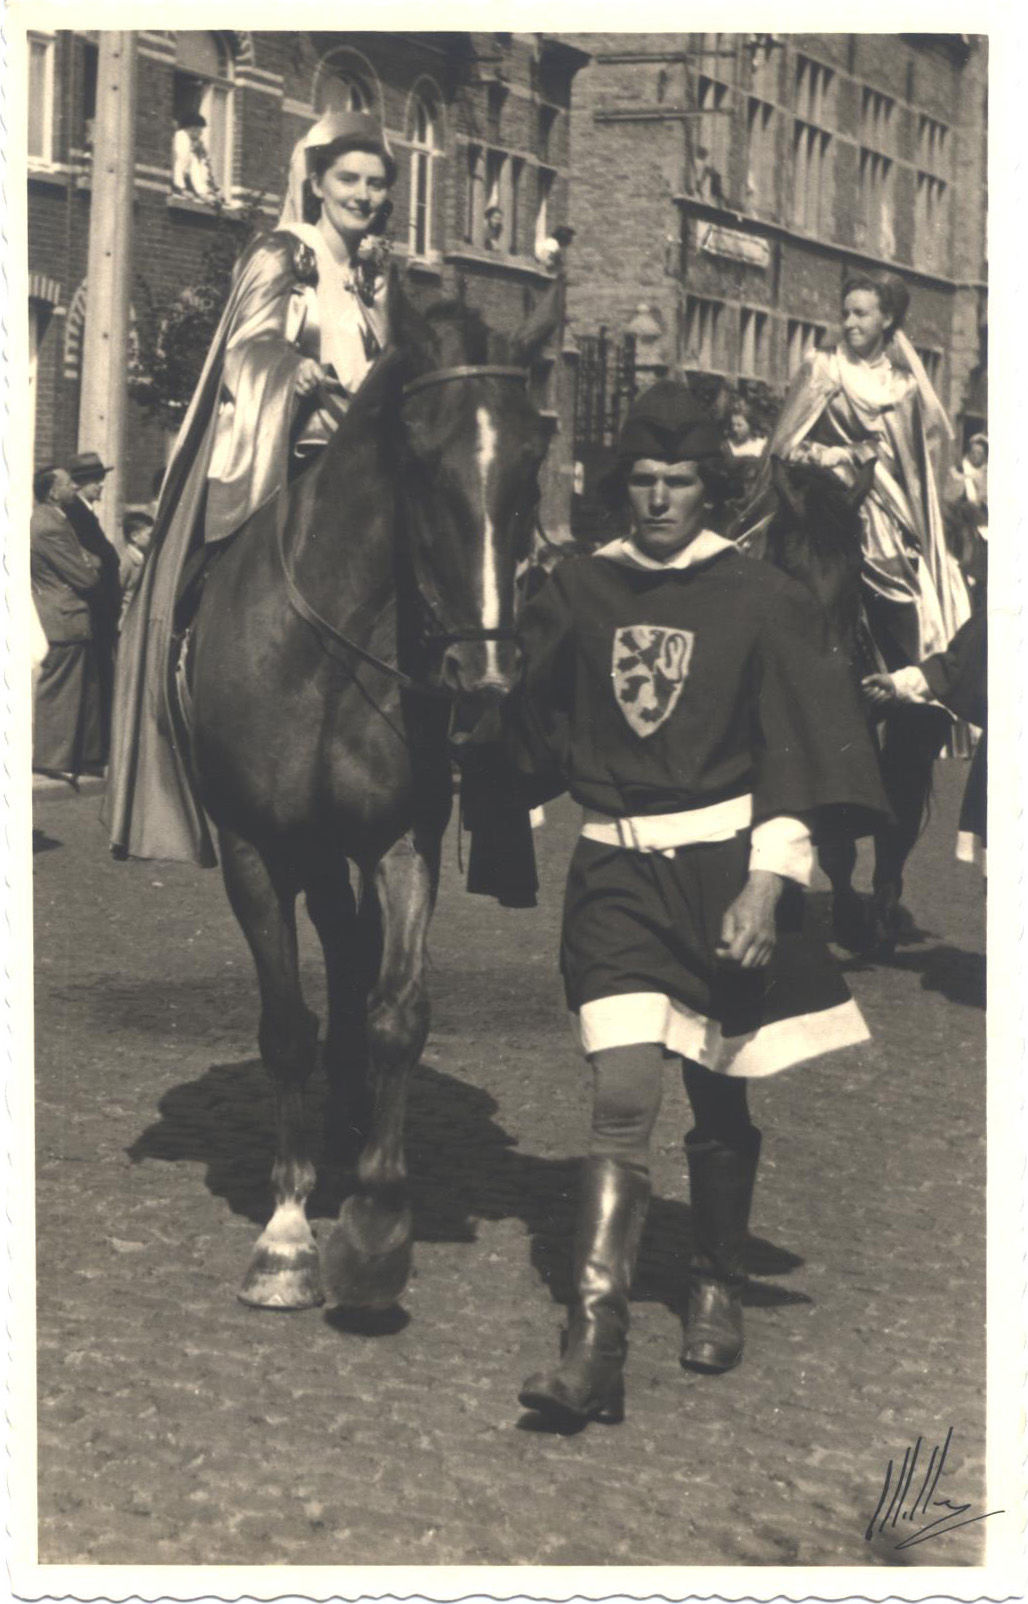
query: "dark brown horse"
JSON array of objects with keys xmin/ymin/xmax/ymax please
[
  {"xmin": 736, "ymin": 456, "xmax": 950, "ymax": 955},
  {"xmin": 183, "ymin": 287, "xmax": 555, "ymax": 1310}
]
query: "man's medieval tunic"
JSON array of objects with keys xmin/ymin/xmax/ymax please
[{"xmin": 476, "ymin": 534, "xmax": 889, "ymax": 1076}]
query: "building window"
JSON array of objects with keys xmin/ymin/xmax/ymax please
[
  {"xmin": 791, "ymin": 122, "xmax": 832, "ymax": 233},
  {"xmin": 28, "ymin": 32, "xmax": 55, "ymax": 163},
  {"xmin": 791, "ymin": 55, "xmax": 834, "ymax": 234},
  {"xmin": 787, "ymin": 317, "xmax": 826, "ymax": 378},
  {"xmin": 915, "ymin": 114, "xmax": 950, "ymax": 272},
  {"xmin": 918, "ymin": 114, "xmax": 949, "ymax": 175},
  {"xmin": 537, "ymin": 104, "xmax": 557, "ymax": 163},
  {"xmin": 689, "ymin": 34, "xmax": 735, "ymax": 200},
  {"xmin": 915, "ymin": 172, "xmax": 949, "ymax": 271},
  {"xmin": 317, "ymin": 64, "xmax": 371, "ymax": 115},
  {"xmin": 858, "ymin": 149, "xmax": 895, "ymax": 257},
  {"xmin": 29, "ymin": 303, "xmax": 45, "ymax": 465},
  {"xmin": 861, "ymin": 87, "xmax": 894, "ymax": 152},
  {"xmin": 684, "ymin": 295, "xmax": 723, "ymax": 370},
  {"xmin": 465, "ymin": 144, "xmax": 484, "ymax": 246},
  {"xmin": 745, "ymin": 98, "xmax": 775, "ymax": 213},
  {"xmin": 408, "ymin": 92, "xmax": 440, "ymax": 259},
  {"xmin": 739, "ymin": 307, "xmax": 769, "ymax": 377},
  {"xmin": 79, "ymin": 39, "xmax": 98, "ymax": 153},
  {"xmin": 535, "ymin": 166, "xmax": 555, "ymax": 256},
  {"xmin": 795, "ymin": 55, "xmax": 834, "ymax": 125},
  {"xmin": 173, "ymin": 32, "xmax": 234, "ymax": 199}
]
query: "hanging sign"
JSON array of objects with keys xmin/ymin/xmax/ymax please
[{"xmin": 699, "ymin": 225, "xmax": 771, "ymax": 269}]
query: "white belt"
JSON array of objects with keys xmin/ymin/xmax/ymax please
[{"xmin": 581, "ymin": 794, "xmax": 753, "ymax": 856}]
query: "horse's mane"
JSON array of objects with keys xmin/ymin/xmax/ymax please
[{"xmin": 767, "ymin": 458, "xmax": 862, "ymax": 557}]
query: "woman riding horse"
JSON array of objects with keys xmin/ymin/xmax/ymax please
[
  {"xmin": 464, "ymin": 383, "xmax": 889, "ymax": 1427},
  {"xmin": 742, "ymin": 272, "xmax": 972, "ymax": 949},
  {"xmin": 107, "ymin": 110, "xmax": 398, "ymax": 866},
  {"xmin": 755, "ymin": 271, "xmax": 969, "ymax": 671}
]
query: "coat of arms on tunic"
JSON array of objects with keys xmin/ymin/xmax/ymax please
[{"xmin": 612, "ymin": 625, "xmax": 695, "ymax": 737}]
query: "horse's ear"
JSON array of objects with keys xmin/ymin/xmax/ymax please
[
  {"xmin": 510, "ymin": 278, "xmax": 563, "ymax": 367},
  {"xmin": 846, "ymin": 457, "xmax": 876, "ymax": 509},
  {"xmin": 770, "ymin": 454, "xmax": 804, "ymax": 520}
]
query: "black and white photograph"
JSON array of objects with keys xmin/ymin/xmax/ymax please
[{"xmin": 3, "ymin": 7, "xmax": 1024, "ymax": 1600}]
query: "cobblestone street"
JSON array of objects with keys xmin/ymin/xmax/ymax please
[{"xmin": 31, "ymin": 762, "xmax": 987, "ymax": 1569}]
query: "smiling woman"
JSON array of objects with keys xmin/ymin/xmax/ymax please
[{"xmin": 107, "ymin": 110, "xmax": 399, "ymax": 866}]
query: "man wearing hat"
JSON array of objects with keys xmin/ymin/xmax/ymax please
[
  {"xmin": 463, "ymin": 382, "xmax": 888, "ymax": 1427},
  {"xmin": 30, "ymin": 465, "xmax": 103, "ymax": 781},
  {"xmin": 65, "ymin": 450, "xmax": 121, "ymax": 763}
]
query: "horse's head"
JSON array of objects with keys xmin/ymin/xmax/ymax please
[
  {"xmin": 757, "ymin": 454, "xmax": 875, "ymax": 651},
  {"xmin": 390, "ymin": 285, "xmax": 559, "ymax": 702}
]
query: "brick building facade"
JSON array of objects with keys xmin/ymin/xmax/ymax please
[
  {"xmin": 26, "ymin": 29, "xmax": 587, "ymax": 529},
  {"xmin": 566, "ymin": 33, "xmax": 987, "ymax": 470}
]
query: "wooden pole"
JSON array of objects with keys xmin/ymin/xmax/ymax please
[{"xmin": 78, "ymin": 32, "xmax": 137, "ymax": 548}]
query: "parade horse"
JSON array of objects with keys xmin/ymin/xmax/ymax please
[
  {"xmin": 734, "ymin": 456, "xmax": 951, "ymax": 955},
  {"xmin": 182, "ymin": 285, "xmax": 557, "ymax": 1311}
]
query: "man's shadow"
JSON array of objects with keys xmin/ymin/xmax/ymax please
[{"xmin": 127, "ymin": 1055, "xmax": 808, "ymax": 1322}]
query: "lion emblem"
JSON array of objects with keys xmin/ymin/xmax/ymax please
[{"xmin": 611, "ymin": 625, "xmax": 695, "ymax": 737}]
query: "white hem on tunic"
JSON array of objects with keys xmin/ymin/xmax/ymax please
[{"xmin": 577, "ymin": 989, "xmax": 869, "ymax": 1078}]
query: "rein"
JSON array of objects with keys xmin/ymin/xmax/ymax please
[{"xmin": 276, "ymin": 364, "xmax": 531, "ymax": 690}]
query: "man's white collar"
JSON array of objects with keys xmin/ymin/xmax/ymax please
[{"xmin": 593, "ymin": 529, "xmax": 734, "ymax": 572}]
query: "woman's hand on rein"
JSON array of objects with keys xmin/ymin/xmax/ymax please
[
  {"xmin": 716, "ymin": 870, "xmax": 783, "ymax": 969},
  {"xmin": 294, "ymin": 358, "xmax": 328, "ymax": 399}
]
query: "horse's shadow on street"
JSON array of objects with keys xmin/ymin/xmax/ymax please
[{"xmin": 127, "ymin": 1054, "xmax": 808, "ymax": 1320}]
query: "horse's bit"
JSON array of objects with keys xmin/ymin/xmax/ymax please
[{"xmin": 276, "ymin": 365, "xmax": 532, "ymax": 693}]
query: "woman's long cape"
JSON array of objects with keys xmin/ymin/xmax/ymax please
[
  {"xmin": 105, "ymin": 234, "xmax": 304, "ymax": 866},
  {"xmin": 739, "ymin": 342, "xmax": 968, "ymax": 655}
]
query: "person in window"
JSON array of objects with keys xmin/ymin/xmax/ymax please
[
  {"xmin": 484, "ymin": 204, "xmax": 504, "ymax": 250},
  {"xmin": 172, "ymin": 112, "xmax": 221, "ymax": 202},
  {"xmin": 462, "ymin": 384, "xmax": 887, "ymax": 1427},
  {"xmin": 30, "ymin": 466, "xmax": 103, "ymax": 784},
  {"xmin": 747, "ymin": 271, "xmax": 970, "ymax": 675},
  {"xmin": 107, "ymin": 110, "xmax": 397, "ymax": 865}
]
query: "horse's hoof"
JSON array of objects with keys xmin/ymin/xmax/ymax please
[
  {"xmin": 238, "ymin": 1243, "xmax": 324, "ymax": 1310},
  {"xmin": 322, "ymin": 1191, "xmax": 413, "ymax": 1309}
]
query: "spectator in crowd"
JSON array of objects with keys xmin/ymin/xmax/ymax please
[
  {"xmin": 30, "ymin": 466, "xmax": 103, "ymax": 784},
  {"xmin": 119, "ymin": 513, "xmax": 155, "ymax": 623},
  {"xmin": 65, "ymin": 451, "xmax": 121, "ymax": 763},
  {"xmin": 172, "ymin": 112, "xmax": 220, "ymax": 201},
  {"xmin": 725, "ymin": 401, "xmax": 767, "ymax": 461},
  {"xmin": 952, "ymin": 432, "xmax": 988, "ymax": 511}
]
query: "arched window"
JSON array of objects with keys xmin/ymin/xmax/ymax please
[
  {"xmin": 172, "ymin": 32, "xmax": 234, "ymax": 199},
  {"xmin": 408, "ymin": 92, "xmax": 441, "ymax": 258},
  {"xmin": 317, "ymin": 49, "xmax": 376, "ymax": 116}
]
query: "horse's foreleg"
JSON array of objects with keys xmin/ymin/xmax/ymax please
[
  {"xmin": 220, "ymin": 828, "xmax": 322, "ymax": 1310},
  {"xmin": 305, "ymin": 853, "xmax": 379, "ymax": 1169},
  {"xmin": 322, "ymin": 830, "xmax": 438, "ymax": 1309}
]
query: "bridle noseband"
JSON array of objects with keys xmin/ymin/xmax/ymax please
[{"xmin": 276, "ymin": 363, "xmax": 532, "ymax": 691}]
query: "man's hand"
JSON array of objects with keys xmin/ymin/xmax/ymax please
[
  {"xmin": 862, "ymin": 671, "xmax": 899, "ymax": 708},
  {"xmin": 294, "ymin": 357, "xmax": 327, "ymax": 399},
  {"xmin": 716, "ymin": 869, "xmax": 783, "ymax": 969}
]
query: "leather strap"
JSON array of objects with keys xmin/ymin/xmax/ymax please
[{"xmin": 402, "ymin": 364, "xmax": 528, "ymax": 402}]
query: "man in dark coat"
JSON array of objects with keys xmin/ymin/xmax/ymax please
[
  {"xmin": 31, "ymin": 466, "xmax": 103, "ymax": 781},
  {"xmin": 65, "ymin": 450, "xmax": 121, "ymax": 761}
]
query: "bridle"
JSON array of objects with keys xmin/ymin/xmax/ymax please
[{"xmin": 275, "ymin": 364, "xmax": 531, "ymax": 692}]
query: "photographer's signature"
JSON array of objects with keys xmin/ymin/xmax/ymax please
[{"xmin": 866, "ymin": 1427, "xmax": 1002, "ymax": 1551}]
